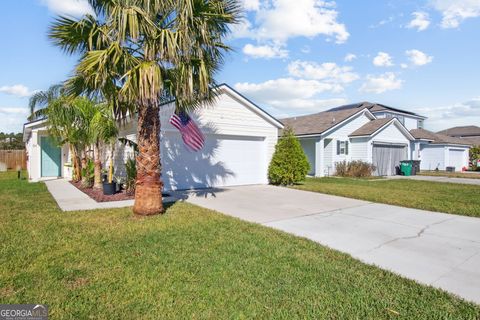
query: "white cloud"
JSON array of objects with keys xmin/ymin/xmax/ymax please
[
  {"xmin": 234, "ymin": 0, "xmax": 349, "ymax": 44},
  {"xmin": 0, "ymin": 107, "xmax": 28, "ymax": 133},
  {"xmin": 360, "ymin": 72, "xmax": 403, "ymax": 94},
  {"xmin": 0, "ymin": 85, "xmax": 35, "ymax": 98},
  {"xmin": 234, "ymin": 78, "xmax": 348, "ymax": 115},
  {"xmin": 287, "ymin": 60, "xmax": 359, "ymax": 84},
  {"xmin": 400, "ymin": 63, "xmax": 409, "ymax": 69},
  {"xmin": 373, "ymin": 52, "xmax": 394, "ymax": 67},
  {"xmin": 268, "ymin": 98, "xmax": 348, "ymax": 114},
  {"xmin": 242, "ymin": 0, "xmax": 260, "ymax": 11},
  {"xmin": 430, "ymin": 0, "xmax": 480, "ymax": 28},
  {"xmin": 242, "ymin": 43, "xmax": 288, "ymax": 59},
  {"xmin": 406, "ymin": 49, "xmax": 433, "ymax": 66},
  {"xmin": 407, "ymin": 11, "xmax": 431, "ymax": 31},
  {"xmin": 416, "ymin": 97, "xmax": 480, "ymax": 130},
  {"xmin": 40, "ymin": 0, "xmax": 94, "ymax": 17},
  {"xmin": 344, "ymin": 53, "xmax": 357, "ymax": 62}
]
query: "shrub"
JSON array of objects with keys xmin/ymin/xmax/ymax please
[
  {"xmin": 469, "ymin": 146, "xmax": 479, "ymax": 170},
  {"xmin": 334, "ymin": 160, "xmax": 376, "ymax": 178},
  {"xmin": 268, "ymin": 128, "xmax": 310, "ymax": 185},
  {"xmin": 125, "ymin": 157, "xmax": 137, "ymax": 195}
]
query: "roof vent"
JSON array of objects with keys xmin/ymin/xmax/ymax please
[{"xmin": 332, "ymin": 117, "xmax": 336, "ymax": 123}]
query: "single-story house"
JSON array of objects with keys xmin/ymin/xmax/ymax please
[
  {"xmin": 410, "ymin": 129, "xmax": 471, "ymax": 171},
  {"xmin": 281, "ymin": 103, "xmax": 416, "ymax": 176},
  {"xmin": 437, "ymin": 125, "xmax": 480, "ymax": 146},
  {"xmin": 23, "ymin": 84, "xmax": 284, "ymax": 190}
]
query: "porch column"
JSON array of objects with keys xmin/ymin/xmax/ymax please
[{"xmin": 315, "ymin": 138, "xmax": 324, "ymax": 177}]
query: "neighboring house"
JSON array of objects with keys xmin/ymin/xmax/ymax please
[
  {"xmin": 410, "ymin": 129, "xmax": 471, "ymax": 171},
  {"xmin": 23, "ymin": 84, "xmax": 284, "ymax": 190},
  {"xmin": 437, "ymin": 125, "xmax": 480, "ymax": 146},
  {"xmin": 281, "ymin": 104, "xmax": 415, "ymax": 176}
]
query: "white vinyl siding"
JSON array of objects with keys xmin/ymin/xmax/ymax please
[
  {"xmin": 109, "ymin": 89, "xmax": 279, "ymax": 190},
  {"xmin": 322, "ymin": 111, "xmax": 371, "ymax": 171},
  {"xmin": 323, "ymin": 139, "xmax": 334, "ymax": 176},
  {"xmin": 350, "ymin": 137, "xmax": 369, "ymax": 162}
]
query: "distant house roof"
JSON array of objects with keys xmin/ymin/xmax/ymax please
[
  {"xmin": 280, "ymin": 107, "xmax": 373, "ymax": 136},
  {"xmin": 410, "ymin": 128, "xmax": 472, "ymax": 146},
  {"xmin": 437, "ymin": 125, "xmax": 480, "ymax": 137},
  {"xmin": 328, "ymin": 101, "xmax": 427, "ymax": 119},
  {"xmin": 349, "ymin": 118, "xmax": 392, "ymax": 137},
  {"xmin": 461, "ymin": 136, "xmax": 480, "ymax": 146}
]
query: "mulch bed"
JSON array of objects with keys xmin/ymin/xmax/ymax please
[{"xmin": 70, "ymin": 180, "xmax": 134, "ymax": 203}]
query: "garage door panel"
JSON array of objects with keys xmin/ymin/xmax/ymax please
[
  {"xmin": 372, "ymin": 144, "xmax": 407, "ymax": 176},
  {"xmin": 161, "ymin": 133, "xmax": 266, "ymax": 190},
  {"xmin": 448, "ymin": 149, "xmax": 465, "ymax": 171}
]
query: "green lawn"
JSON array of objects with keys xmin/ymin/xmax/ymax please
[
  {"xmin": 1, "ymin": 171, "xmax": 479, "ymax": 318},
  {"xmin": 293, "ymin": 177, "xmax": 480, "ymax": 217}
]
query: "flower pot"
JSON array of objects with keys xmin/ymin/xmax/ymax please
[{"xmin": 103, "ymin": 182, "xmax": 117, "ymax": 195}]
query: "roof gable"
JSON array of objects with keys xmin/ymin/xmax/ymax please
[{"xmin": 350, "ymin": 118, "xmax": 414, "ymax": 140}]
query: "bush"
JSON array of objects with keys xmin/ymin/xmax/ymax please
[
  {"xmin": 268, "ymin": 128, "xmax": 310, "ymax": 185},
  {"xmin": 125, "ymin": 157, "xmax": 137, "ymax": 195},
  {"xmin": 334, "ymin": 160, "xmax": 376, "ymax": 178}
]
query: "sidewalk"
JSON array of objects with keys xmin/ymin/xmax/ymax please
[{"xmin": 45, "ymin": 179, "xmax": 175, "ymax": 211}]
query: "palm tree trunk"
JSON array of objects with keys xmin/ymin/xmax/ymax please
[
  {"xmin": 71, "ymin": 145, "xmax": 82, "ymax": 182},
  {"xmin": 93, "ymin": 141, "xmax": 102, "ymax": 189},
  {"xmin": 133, "ymin": 99, "xmax": 163, "ymax": 215}
]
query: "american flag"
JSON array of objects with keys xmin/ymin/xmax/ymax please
[{"xmin": 169, "ymin": 111, "xmax": 205, "ymax": 152}]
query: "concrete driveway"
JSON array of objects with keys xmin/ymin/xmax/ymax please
[{"xmin": 181, "ymin": 185, "xmax": 480, "ymax": 304}]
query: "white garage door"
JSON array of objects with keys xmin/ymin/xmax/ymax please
[
  {"xmin": 372, "ymin": 144, "xmax": 407, "ymax": 176},
  {"xmin": 161, "ymin": 132, "xmax": 267, "ymax": 190},
  {"xmin": 448, "ymin": 149, "xmax": 465, "ymax": 171},
  {"xmin": 420, "ymin": 145, "xmax": 445, "ymax": 171}
]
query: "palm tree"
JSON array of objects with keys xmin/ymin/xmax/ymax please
[
  {"xmin": 46, "ymin": 96, "xmax": 90, "ymax": 182},
  {"xmin": 49, "ymin": 0, "xmax": 241, "ymax": 215},
  {"xmin": 90, "ymin": 103, "xmax": 118, "ymax": 189},
  {"xmin": 28, "ymin": 84, "xmax": 63, "ymax": 121}
]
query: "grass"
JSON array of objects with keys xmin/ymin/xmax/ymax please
[
  {"xmin": 418, "ymin": 170, "xmax": 480, "ymax": 179},
  {"xmin": 293, "ymin": 177, "xmax": 480, "ymax": 218},
  {"xmin": 1, "ymin": 171, "xmax": 479, "ymax": 318}
]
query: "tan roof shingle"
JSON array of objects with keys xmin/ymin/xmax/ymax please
[
  {"xmin": 349, "ymin": 118, "xmax": 392, "ymax": 137},
  {"xmin": 280, "ymin": 108, "xmax": 365, "ymax": 136},
  {"xmin": 410, "ymin": 128, "xmax": 472, "ymax": 146}
]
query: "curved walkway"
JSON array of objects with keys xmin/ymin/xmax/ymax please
[{"xmin": 181, "ymin": 185, "xmax": 480, "ymax": 304}]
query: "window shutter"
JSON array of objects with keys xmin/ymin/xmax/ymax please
[
  {"xmin": 337, "ymin": 140, "xmax": 340, "ymax": 155},
  {"xmin": 345, "ymin": 141, "xmax": 349, "ymax": 155}
]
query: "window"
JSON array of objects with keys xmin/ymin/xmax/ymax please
[
  {"xmin": 385, "ymin": 112, "xmax": 405, "ymax": 125},
  {"xmin": 418, "ymin": 120, "xmax": 424, "ymax": 129},
  {"xmin": 337, "ymin": 140, "xmax": 349, "ymax": 155}
]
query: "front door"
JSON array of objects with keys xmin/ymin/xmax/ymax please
[{"xmin": 41, "ymin": 136, "xmax": 61, "ymax": 177}]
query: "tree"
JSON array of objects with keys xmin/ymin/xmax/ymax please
[
  {"xmin": 268, "ymin": 128, "xmax": 310, "ymax": 186},
  {"xmin": 49, "ymin": 0, "xmax": 240, "ymax": 215},
  {"xmin": 470, "ymin": 145, "xmax": 480, "ymax": 170},
  {"xmin": 28, "ymin": 84, "xmax": 64, "ymax": 121},
  {"xmin": 0, "ymin": 133, "xmax": 24, "ymax": 150},
  {"xmin": 46, "ymin": 96, "xmax": 90, "ymax": 181},
  {"xmin": 90, "ymin": 103, "xmax": 118, "ymax": 189}
]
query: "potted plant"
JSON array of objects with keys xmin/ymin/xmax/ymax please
[{"xmin": 102, "ymin": 139, "xmax": 117, "ymax": 195}]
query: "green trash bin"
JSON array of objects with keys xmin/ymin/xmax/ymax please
[{"xmin": 400, "ymin": 161, "xmax": 412, "ymax": 176}]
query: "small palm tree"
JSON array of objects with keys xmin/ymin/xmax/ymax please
[
  {"xmin": 49, "ymin": 0, "xmax": 241, "ymax": 215},
  {"xmin": 46, "ymin": 96, "xmax": 90, "ymax": 181},
  {"xmin": 90, "ymin": 103, "xmax": 118, "ymax": 189},
  {"xmin": 28, "ymin": 84, "xmax": 63, "ymax": 121}
]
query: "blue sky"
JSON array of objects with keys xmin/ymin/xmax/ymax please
[{"xmin": 1, "ymin": 0, "xmax": 480, "ymax": 133}]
